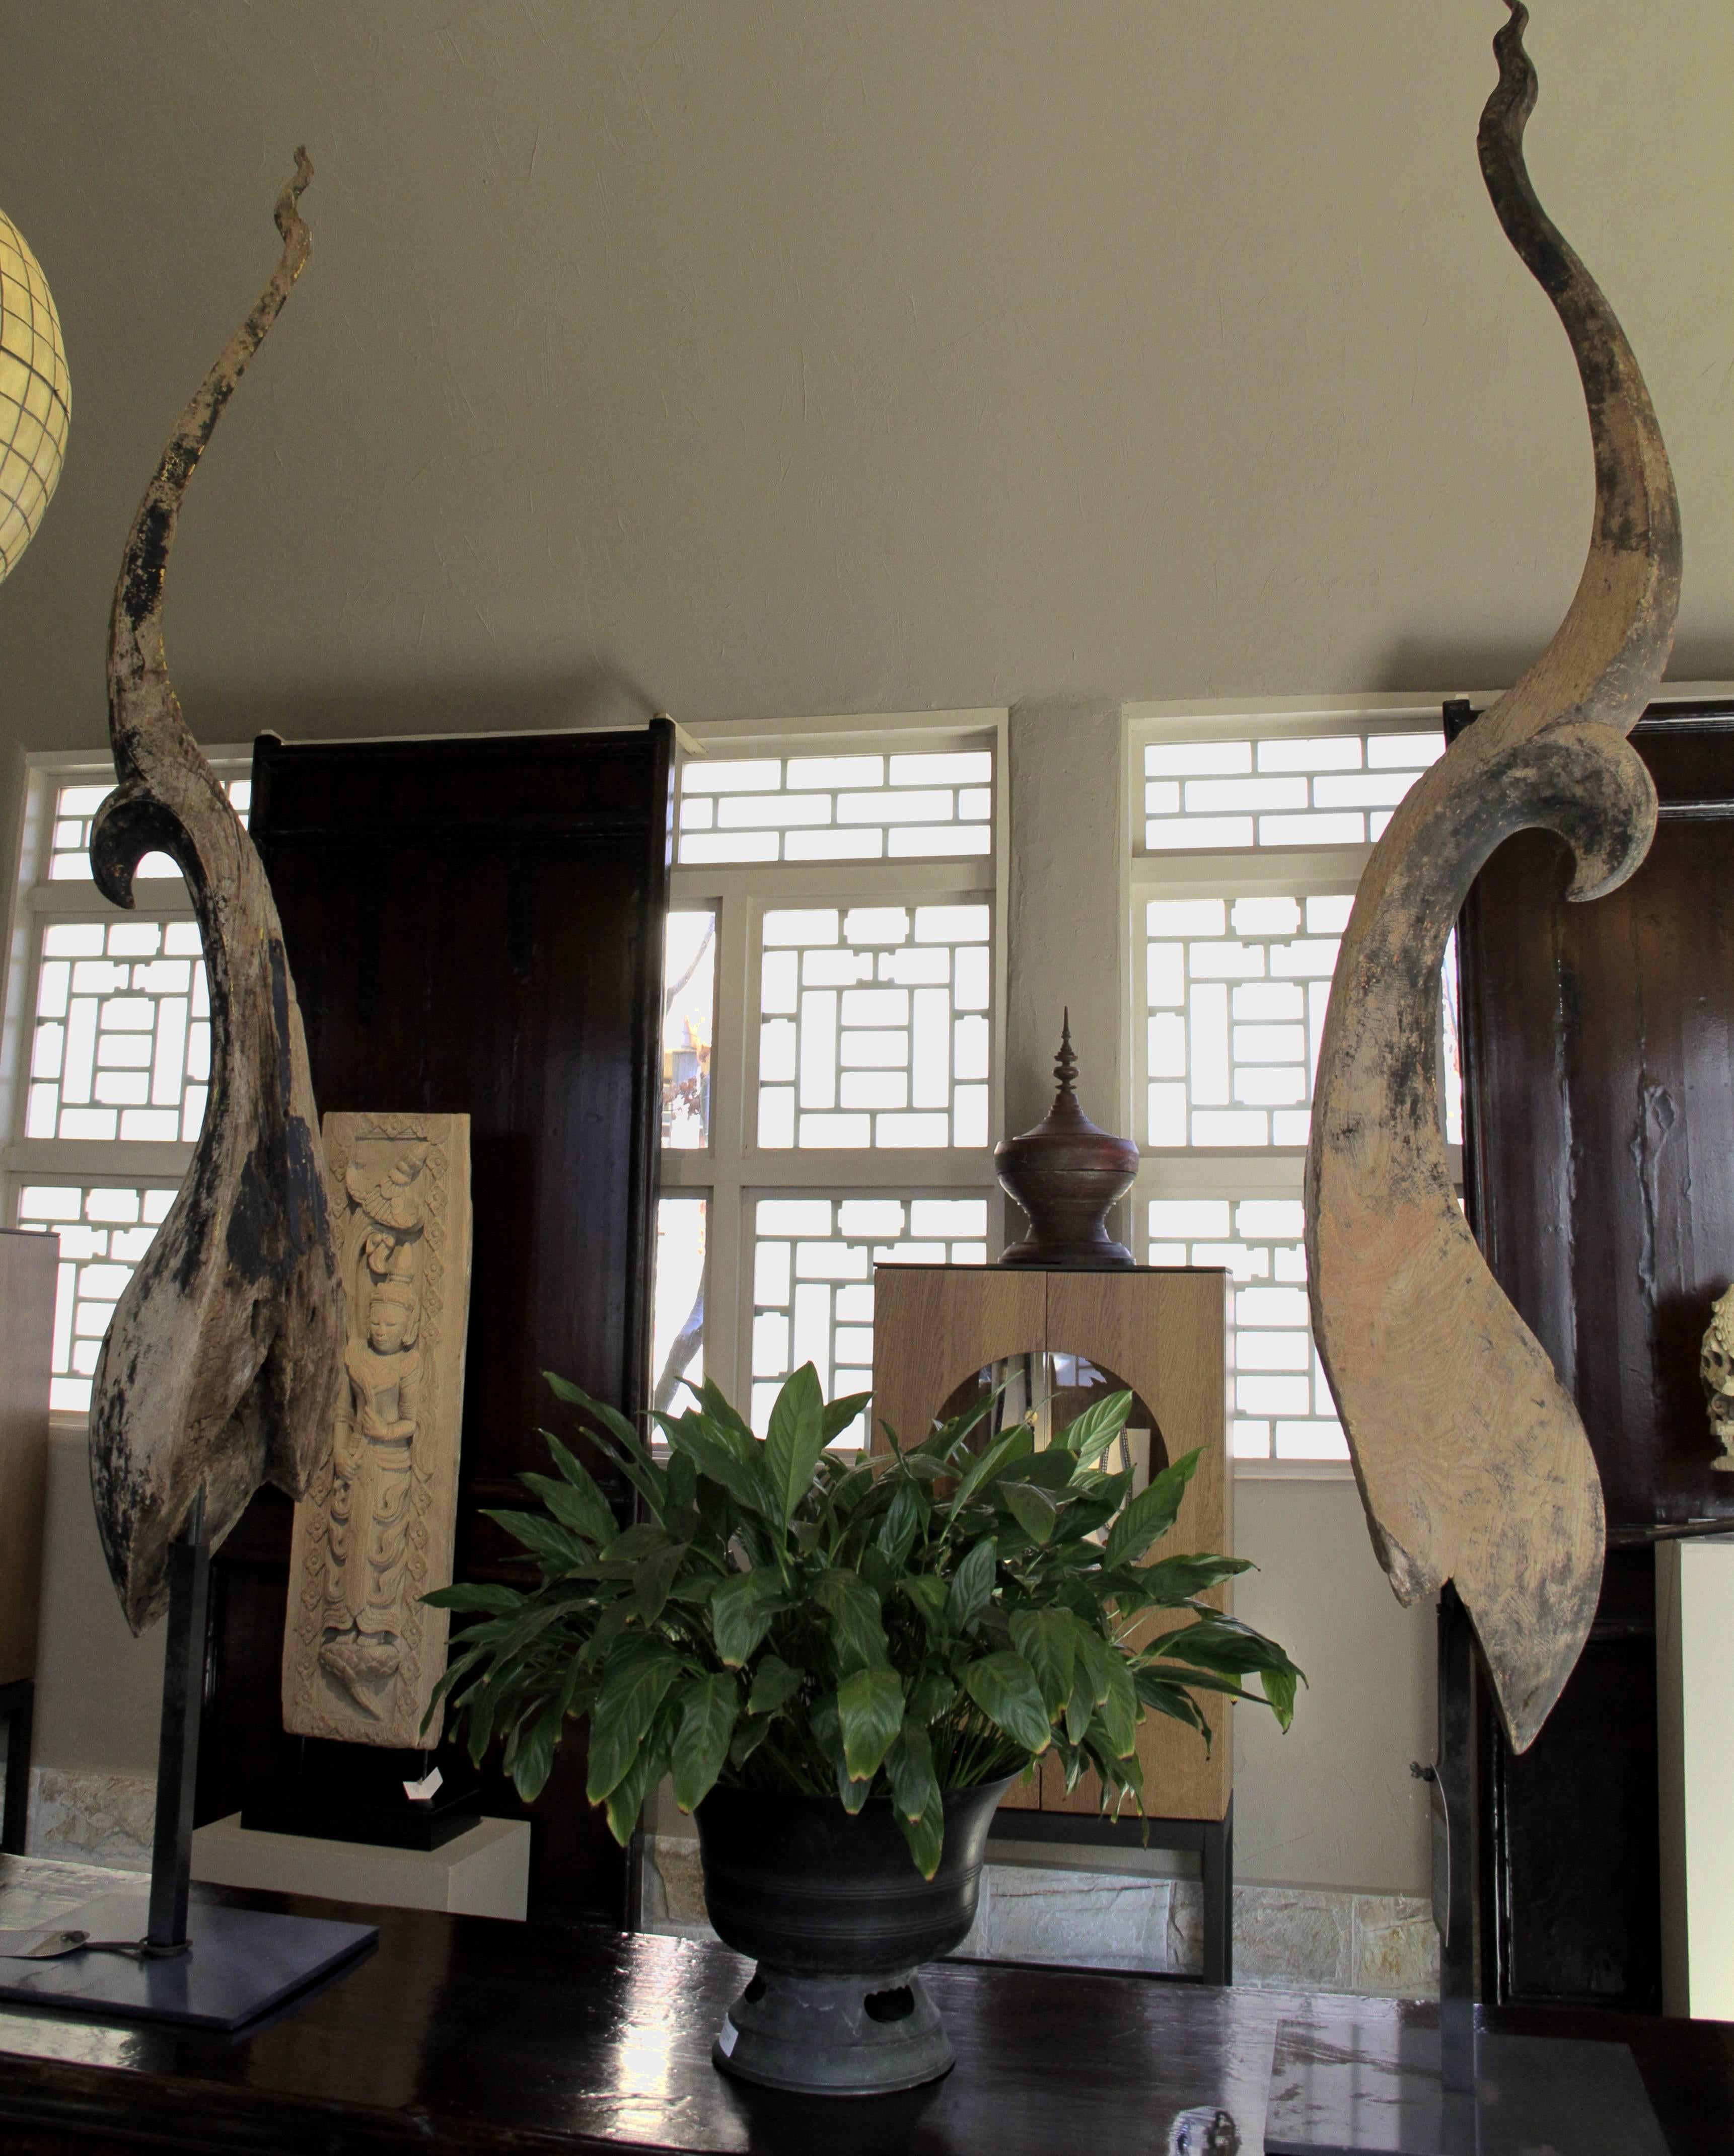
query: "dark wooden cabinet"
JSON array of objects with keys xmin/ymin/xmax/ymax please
[
  {"xmin": 192, "ymin": 723, "xmax": 674, "ymax": 1926},
  {"xmin": 1456, "ymin": 696, "xmax": 1734, "ymax": 2011}
]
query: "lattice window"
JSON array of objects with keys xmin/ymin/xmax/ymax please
[
  {"xmin": 662, "ymin": 911, "xmax": 716, "ymax": 1150},
  {"xmin": 15, "ymin": 1183, "xmax": 179, "ymax": 1412},
  {"xmin": 749, "ymin": 1195, "xmax": 989, "ymax": 1439},
  {"xmin": 678, "ymin": 751, "xmax": 991, "ymax": 865},
  {"xmin": 1142, "ymin": 730, "xmax": 1442, "ymax": 851},
  {"xmin": 757, "ymin": 903, "xmax": 991, "ymax": 1149},
  {"xmin": 48, "ymin": 777, "xmax": 251, "ymax": 880},
  {"xmin": 1142, "ymin": 893, "xmax": 1352, "ymax": 1148},
  {"xmin": 1146, "ymin": 1197, "xmax": 1344, "ymax": 1462},
  {"xmin": 25, "ymin": 919, "xmax": 210, "ymax": 1144}
]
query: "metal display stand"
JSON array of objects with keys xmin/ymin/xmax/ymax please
[{"xmin": 0, "ymin": 1494, "xmax": 377, "ymax": 2032}]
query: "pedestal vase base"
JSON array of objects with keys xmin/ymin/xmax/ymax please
[{"xmin": 712, "ymin": 1964, "xmax": 954, "ymax": 2096}]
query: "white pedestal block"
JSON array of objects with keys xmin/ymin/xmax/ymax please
[
  {"xmin": 190, "ymin": 1814, "xmax": 531, "ymax": 1921},
  {"xmin": 1656, "ymin": 1535, "xmax": 1734, "ymax": 2018}
]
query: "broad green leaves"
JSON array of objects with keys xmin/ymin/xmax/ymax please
[
  {"xmin": 962, "ymin": 1652, "xmax": 1053, "ymax": 1755},
  {"xmin": 711, "ymin": 1570, "xmax": 788, "ymax": 1667},
  {"xmin": 671, "ymin": 1675, "xmax": 738, "ymax": 1813},
  {"xmin": 429, "ymin": 1364, "xmax": 1304, "ymax": 1884},
  {"xmin": 1102, "ymin": 1448, "xmax": 1204, "ymax": 1569}
]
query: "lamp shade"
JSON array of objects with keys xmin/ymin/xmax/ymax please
[{"xmin": 0, "ymin": 208, "xmax": 69, "ymax": 584}]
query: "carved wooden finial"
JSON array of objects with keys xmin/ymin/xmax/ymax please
[{"xmin": 1054, "ymin": 1010, "xmax": 1077, "ymax": 1096}]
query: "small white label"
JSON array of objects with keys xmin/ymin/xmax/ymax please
[
  {"xmin": 717, "ymin": 2019, "xmax": 738, "ymax": 2058},
  {"xmin": 403, "ymin": 1766, "xmax": 444, "ymax": 1803}
]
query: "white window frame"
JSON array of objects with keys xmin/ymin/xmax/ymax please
[
  {"xmin": 660, "ymin": 709, "xmax": 1009, "ymax": 1417},
  {"xmin": 1122, "ymin": 693, "xmax": 1490, "ymax": 1480}
]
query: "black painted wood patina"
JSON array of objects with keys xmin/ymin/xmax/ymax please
[
  {"xmin": 0, "ymin": 1884, "xmax": 1731, "ymax": 2154},
  {"xmin": 88, "ymin": 154, "xmax": 345, "ymax": 1635}
]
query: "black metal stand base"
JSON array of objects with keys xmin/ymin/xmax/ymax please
[
  {"xmin": 0, "ymin": 1494, "xmax": 377, "ymax": 2033},
  {"xmin": 0, "ymin": 1892, "xmax": 376, "ymax": 2031},
  {"xmin": 713, "ymin": 1965, "xmax": 955, "ymax": 2096},
  {"xmin": 1265, "ymin": 2011, "xmax": 1669, "ymax": 2155}
]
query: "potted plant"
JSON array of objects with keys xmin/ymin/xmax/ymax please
[{"xmin": 426, "ymin": 1366, "xmax": 1301, "ymax": 2095}]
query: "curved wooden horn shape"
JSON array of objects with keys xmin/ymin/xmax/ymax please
[
  {"xmin": 88, "ymin": 151, "xmax": 346, "ymax": 1632},
  {"xmin": 1304, "ymin": 5, "xmax": 1681, "ymax": 1753}
]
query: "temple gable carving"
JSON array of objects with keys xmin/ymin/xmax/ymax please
[{"xmin": 282, "ymin": 1113, "xmax": 473, "ymax": 1748}]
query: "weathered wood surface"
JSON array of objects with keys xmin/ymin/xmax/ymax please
[
  {"xmin": 282, "ymin": 1113, "xmax": 472, "ymax": 1748},
  {"xmin": 1305, "ymin": 4, "xmax": 1681, "ymax": 1752},
  {"xmin": 88, "ymin": 153, "xmax": 345, "ymax": 1633}
]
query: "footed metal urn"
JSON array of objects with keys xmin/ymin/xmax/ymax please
[{"xmin": 695, "ymin": 1777, "xmax": 1013, "ymax": 2096}]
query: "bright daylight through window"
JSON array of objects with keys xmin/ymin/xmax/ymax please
[
  {"xmin": 652, "ymin": 715, "xmax": 1005, "ymax": 1444},
  {"xmin": 1130, "ymin": 707, "xmax": 1464, "ymax": 1465}
]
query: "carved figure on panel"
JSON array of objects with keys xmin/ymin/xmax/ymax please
[
  {"xmin": 1700, "ymin": 1287, "xmax": 1734, "ymax": 1472},
  {"xmin": 282, "ymin": 1114, "xmax": 472, "ymax": 1748}
]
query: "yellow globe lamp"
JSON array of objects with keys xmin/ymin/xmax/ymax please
[{"xmin": 0, "ymin": 207, "xmax": 69, "ymax": 584}]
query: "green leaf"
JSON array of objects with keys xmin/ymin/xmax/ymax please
[
  {"xmin": 946, "ymin": 1537, "xmax": 998, "ymax": 1633},
  {"xmin": 1262, "ymin": 1665, "xmax": 1298, "ymax": 1731},
  {"xmin": 671, "ymin": 1674, "xmax": 739, "ymax": 1812},
  {"xmin": 822, "ymin": 1390, "xmax": 874, "ymax": 1445},
  {"xmin": 837, "ymin": 1665, "xmax": 906, "ymax": 1782},
  {"xmin": 729, "ymin": 1716, "xmax": 774, "ymax": 1771},
  {"xmin": 1102, "ymin": 1448, "xmax": 1203, "ymax": 1569},
  {"xmin": 632, "ymin": 1540, "xmax": 690, "ymax": 1626},
  {"xmin": 1009, "ymin": 1608, "xmax": 1077, "ymax": 1717},
  {"xmin": 539, "ymin": 1432, "xmax": 626, "ymax": 1542},
  {"xmin": 961, "ymin": 1651, "xmax": 1053, "ymax": 1755},
  {"xmin": 421, "ymin": 1582, "xmax": 523, "ymax": 1614},
  {"xmin": 884, "ymin": 1720, "xmax": 941, "ymax": 1825},
  {"xmin": 876, "ymin": 1483, "xmax": 922, "ymax": 1570},
  {"xmin": 710, "ymin": 1570, "xmax": 789, "ymax": 1667},
  {"xmin": 747, "ymin": 1655, "xmax": 805, "ymax": 1717},
  {"xmin": 663, "ymin": 1414, "xmax": 775, "ymax": 1521},
  {"xmin": 763, "ymin": 1363, "xmax": 829, "ymax": 1525},
  {"xmin": 1056, "ymin": 1388, "xmax": 1133, "ymax": 1466},
  {"xmin": 899, "ymin": 1574, "xmax": 948, "ymax": 1631},
  {"xmin": 602, "ymin": 1731, "xmax": 664, "ymax": 1845},
  {"xmin": 947, "ymin": 1424, "xmax": 1036, "ymax": 1518},
  {"xmin": 812, "ymin": 1569, "xmax": 889, "ymax": 1673},
  {"xmin": 585, "ymin": 1648, "xmax": 680, "ymax": 1804},
  {"xmin": 896, "ymin": 1789, "xmax": 946, "ymax": 1880},
  {"xmin": 999, "ymin": 1480, "xmax": 1058, "ymax": 1545},
  {"xmin": 837, "ymin": 1757, "xmax": 873, "ymax": 1812},
  {"xmin": 1063, "ymin": 1661, "xmax": 1095, "ymax": 1746},
  {"xmin": 1123, "ymin": 1552, "xmax": 1253, "ymax": 1604},
  {"xmin": 481, "ymin": 1508, "xmax": 594, "ymax": 1574},
  {"xmin": 907, "ymin": 1670, "xmax": 957, "ymax": 1725}
]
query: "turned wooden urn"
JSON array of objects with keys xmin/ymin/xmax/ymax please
[{"xmin": 995, "ymin": 1017, "xmax": 1139, "ymax": 1267}]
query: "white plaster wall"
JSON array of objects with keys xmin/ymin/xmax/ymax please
[
  {"xmin": 1233, "ymin": 1479, "xmax": 1433, "ymax": 1896},
  {"xmin": 32, "ymin": 1428, "xmax": 163, "ymax": 1775},
  {"xmin": 0, "ymin": 2, "xmax": 1727, "ymax": 763}
]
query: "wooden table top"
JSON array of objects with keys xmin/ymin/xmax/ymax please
[{"xmin": 0, "ymin": 1867, "xmax": 1728, "ymax": 2154}]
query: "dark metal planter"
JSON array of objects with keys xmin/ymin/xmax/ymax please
[{"xmin": 695, "ymin": 1776, "xmax": 1013, "ymax": 2096}]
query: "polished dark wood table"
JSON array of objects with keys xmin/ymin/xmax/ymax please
[{"xmin": 0, "ymin": 1880, "xmax": 1730, "ymax": 2154}]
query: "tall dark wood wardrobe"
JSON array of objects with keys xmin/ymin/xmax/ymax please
[
  {"xmin": 191, "ymin": 722, "xmax": 674, "ymax": 1927},
  {"xmin": 1454, "ymin": 694, "xmax": 1734, "ymax": 2011}
]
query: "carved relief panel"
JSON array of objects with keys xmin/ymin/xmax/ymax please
[{"xmin": 282, "ymin": 1113, "xmax": 473, "ymax": 1748}]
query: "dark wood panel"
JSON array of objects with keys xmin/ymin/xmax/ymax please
[
  {"xmin": 1454, "ymin": 697, "xmax": 1734, "ymax": 2013},
  {"xmin": 1459, "ymin": 701, "xmax": 1734, "ymax": 1532},
  {"xmin": 1, "ymin": 1884, "xmax": 1732, "ymax": 2153},
  {"xmin": 193, "ymin": 725, "xmax": 673, "ymax": 1927}
]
